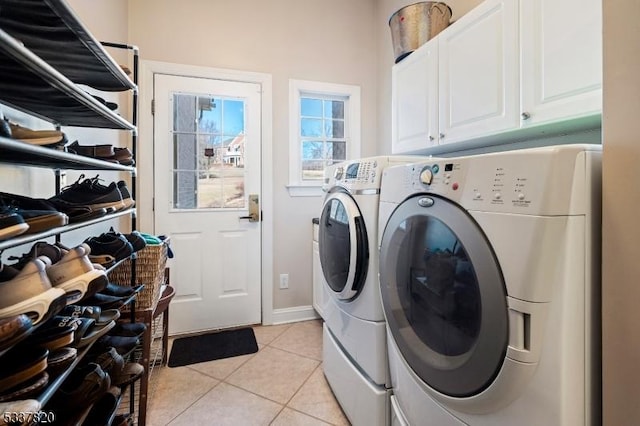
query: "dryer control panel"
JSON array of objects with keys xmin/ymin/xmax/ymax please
[{"xmin": 323, "ymin": 156, "xmax": 424, "ymax": 192}]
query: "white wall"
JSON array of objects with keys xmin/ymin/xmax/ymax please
[
  {"xmin": 375, "ymin": 0, "xmax": 482, "ymax": 154},
  {"xmin": 127, "ymin": 0, "xmax": 379, "ymax": 310}
]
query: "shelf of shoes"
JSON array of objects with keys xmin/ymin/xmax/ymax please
[
  {"xmin": 0, "ymin": 29, "xmax": 135, "ymax": 130},
  {"xmin": 0, "ymin": 136, "xmax": 136, "ymax": 171},
  {"xmin": 0, "ymin": 0, "xmax": 136, "ymax": 93}
]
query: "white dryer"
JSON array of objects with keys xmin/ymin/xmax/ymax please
[
  {"xmin": 319, "ymin": 155, "xmax": 423, "ymax": 426},
  {"xmin": 377, "ymin": 145, "xmax": 601, "ymax": 425}
]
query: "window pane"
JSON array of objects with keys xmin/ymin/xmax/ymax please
[
  {"xmin": 173, "ymin": 133, "xmax": 197, "ymax": 170},
  {"xmin": 223, "ymin": 99, "xmax": 245, "ymax": 136},
  {"xmin": 198, "ymin": 96, "xmax": 221, "ymax": 133},
  {"xmin": 173, "ymin": 94, "xmax": 196, "ymax": 132},
  {"xmin": 301, "ymin": 118, "xmax": 323, "ymax": 137},
  {"xmin": 329, "ymin": 142, "xmax": 346, "ymax": 161},
  {"xmin": 324, "ymin": 100, "xmax": 344, "ymax": 119},
  {"xmin": 325, "ymin": 120, "xmax": 345, "ymax": 139},
  {"xmin": 302, "ymin": 160, "xmax": 325, "ymax": 180},
  {"xmin": 302, "ymin": 141, "xmax": 324, "ymax": 160},
  {"xmin": 221, "ymin": 166, "xmax": 246, "ymax": 208},
  {"xmin": 173, "ymin": 171, "xmax": 198, "ymax": 209},
  {"xmin": 301, "ymin": 98, "xmax": 322, "ymax": 117}
]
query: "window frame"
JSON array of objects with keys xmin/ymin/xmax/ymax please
[{"xmin": 288, "ymin": 79, "xmax": 361, "ymax": 197}]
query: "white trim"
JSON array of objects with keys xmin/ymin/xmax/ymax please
[
  {"xmin": 138, "ymin": 60, "xmax": 274, "ymax": 326},
  {"xmin": 288, "ymin": 79, "xmax": 361, "ymax": 196},
  {"xmin": 272, "ymin": 306, "xmax": 321, "ymax": 325}
]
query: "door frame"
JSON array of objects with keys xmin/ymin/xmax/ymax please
[{"xmin": 138, "ymin": 59, "xmax": 274, "ymax": 325}]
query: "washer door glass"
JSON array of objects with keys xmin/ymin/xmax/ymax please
[
  {"xmin": 380, "ymin": 195, "xmax": 508, "ymax": 397},
  {"xmin": 319, "ymin": 191, "xmax": 369, "ymax": 300}
]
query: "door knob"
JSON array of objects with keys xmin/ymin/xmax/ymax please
[{"xmin": 239, "ymin": 194, "xmax": 260, "ymax": 222}]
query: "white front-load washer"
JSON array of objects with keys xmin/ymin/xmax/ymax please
[
  {"xmin": 378, "ymin": 145, "xmax": 601, "ymax": 425},
  {"xmin": 319, "ymin": 155, "xmax": 423, "ymax": 426}
]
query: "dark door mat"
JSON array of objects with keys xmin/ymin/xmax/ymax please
[{"xmin": 168, "ymin": 327, "xmax": 258, "ymax": 367}]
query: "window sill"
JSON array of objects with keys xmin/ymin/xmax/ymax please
[{"xmin": 286, "ymin": 185, "xmax": 325, "ymax": 197}]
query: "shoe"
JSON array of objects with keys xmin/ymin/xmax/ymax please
[
  {"xmin": 0, "ymin": 346, "xmax": 48, "ymax": 393},
  {"xmin": 48, "ymin": 174, "xmax": 124, "ymax": 213},
  {"xmin": 65, "ymin": 141, "xmax": 117, "ymax": 162},
  {"xmin": 106, "ymin": 227, "xmax": 145, "ymax": 252},
  {"xmin": 78, "ymin": 292, "xmax": 128, "ymax": 310},
  {"xmin": 93, "ymin": 335, "xmax": 139, "ymax": 357},
  {"xmin": 90, "ymin": 95, "xmax": 118, "ymax": 111},
  {"xmin": 0, "ymin": 207, "xmax": 28, "ymax": 241},
  {"xmin": 117, "ymin": 181, "xmax": 135, "ymax": 209},
  {"xmin": 0, "ymin": 192, "xmax": 69, "ymax": 233},
  {"xmin": 109, "ymin": 321, "xmax": 146, "ymax": 339},
  {"xmin": 44, "ymin": 198, "xmax": 108, "ymax": 223},
  {"xmin": 0, "ymin": 259, "xmax": 67, "ymax": 325},
  {"xmin": 41, "ymin": 244, "xmax": 109, "ymax": 304},
  {"xmin": 0, "ymin": 203, "xmax": 67, "ymax": 235},
  {"xmin": 25, "ymin": 319, "xmax": 75, "ymax": 351},
  {"xmin": 113, "ymin": 147, "xmax": 134, "ymax": 166},
  {"xmin": 51, "ymin": 316, "xmax": 115, "ymax": 348},
  {"xmin": 0, "ymin": 315, "xmax": 33, "ymax": 356},
  {"xmin": 101, "ymin": 281, "xmax": 143, "ymax": 298},
  {"xmin": 89, "ymin": 178, "xmax": 126, "ymax": 212},
  {"xmin": 46, "ymin": 347, "xmax": 77, "ymax": 377},
  {"xmin": 0, "ymin": 119, "xmax": 11, "ymax": 140},
  {"xmin": 7, "ymin": 122, "xmax": 66, "ymax": 146},
  {"xmin": 84, "ymin": 233, "xmax": 134, "ymax": 262},
  {"xmin": 0, "ymin": 372, "xmax": 48, "ymax": 403},
  {"xmin": 50, "ymin": 363, "xmax": 110, "ymax": 411},
  {"xmin": 61, "ymin": 305, "xmax": 120, "ymax": 326},
  {"xmin": 82, "ymin": 386, "xmax": 121, "ymax": 426},
  {"xmin": 0, "ymin": 399, "xmax": 41, "ymax": 426}
]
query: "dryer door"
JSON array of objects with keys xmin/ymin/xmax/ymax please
[
  {"xmin": 319, "ymin": 190, "xmax": 369, "ymax": 301},
  {"xmin": 380, "ymin": 194, "xmax": 508, "ymax": 398}
]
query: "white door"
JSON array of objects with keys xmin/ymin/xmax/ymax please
[
  {"xmin": 391, "ymin": 37, "xmax": 439, "ymax": 154},
  {"xmin": 154, "ymin": 74, "xmax": 262, "ymax": 334},
  {"xmin": 438, "ymin": 0, "xmax": 519, "ymax": 145},
  {"xmin": 520, "ymin": 0, "xmax": 602, "ymax": 126}
]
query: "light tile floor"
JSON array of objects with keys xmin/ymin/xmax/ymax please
[{"xmin": 147, "ymin": 319, "xmax": 350, "ymax": 426}]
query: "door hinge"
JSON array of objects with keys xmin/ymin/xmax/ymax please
[{"xmin": 151, "ymin": 99, "xmax": 155, "ymax": 115}]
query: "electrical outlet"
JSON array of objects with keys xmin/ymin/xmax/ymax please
[{"xmin": 279, "ymin": 273, "xmax": 289, "ymax": 289}]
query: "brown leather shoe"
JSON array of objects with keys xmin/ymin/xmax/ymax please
[{"xmin": 66, "ymin": 141, "xmax": 115, "ymax": 159}]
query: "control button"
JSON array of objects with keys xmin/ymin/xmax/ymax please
[
  {"xmin": 445, "ymin": 173, "xmax": 451, "ymax": 179},
  {"xmin": 372, "ymin": 160, "xmax": 378, "ymax": 168},
  {"xmin": 494, "ymin": 192, "xmax": 502, "ymax": 200},
  {"xmin": 444, "ymin": 179, "xmax": 450, "ymax": 185},
  {"xmin": 334, "ymin": 167, "xmax": 344, "ymax": 180},
  {"xmin": 474, "ymin": 192, "xmax": 481, "ymax": 199},
  {"xmin": 452, "ymin": 183, "xmax": 459, "ymax": 190},
  {"xmin": 518, "ymin": 193, "xmax": 525, "ymax": 200},
  {"xmin": 432, "ymin": 164, "xmax": 440, "ymax": 174},
  {"xmin": 419, "ymin": 166, "xmax": 433, "ymax": 185}
]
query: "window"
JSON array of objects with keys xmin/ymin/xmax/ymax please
[{"xmin": 288, "ymin": 79, "xmax": 361, "ymax": 196}]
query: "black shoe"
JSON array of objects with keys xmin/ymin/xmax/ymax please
[
  {"xmin": 0, "ymin": 194, "xmax": 68, "ymax": 234},
  {"xmin": 0, "ymin": 207, "xmax": 28, "ymax": 241},
  {"xmin": 105, "ymin": 227, "xmax": 146, "ymax": 253},
  {"xmin": 109, "ymin": 322, "xmax": 146, "ymax": 339},
  {"xmin": 101, "ymin": 282, "xmax": 143, "ymax": 298},
  {"xmin": 117, "ymin": 181, "xmax": 135, "ymax": 209},
  {"xmin": 93, "ymin": 335, "xmax": 139, "ymax": 357},
  {"xmin": 84, "ymin": 233, "xmax": 134, "ymax": 261},
  {"xmin": 48, "ymin": 174, "xmax": 124, "ymax": 213}
]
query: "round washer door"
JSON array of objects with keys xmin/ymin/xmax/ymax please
[
  {"xmin": 319, "ymin": 190, "xmax": 369, "ymax": 301},
  {"xmin": 379, "ymin": 194, "xmax": 508, "ymax": 397}
]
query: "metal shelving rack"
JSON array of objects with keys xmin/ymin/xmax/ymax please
[{"xmin": 0, "ymin": 0, "xmax": 145, "ymax": 423}]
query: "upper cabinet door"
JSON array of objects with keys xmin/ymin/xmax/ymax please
[
  {"xmin": 520, "ymin": 0, "xmax": 602, "ymax": 127},
  {"xmin": 391, "ymin": 39, "xmax": 439, "ymax": 154},
  {"xmin": 438, "ymin": 0, "xmax": 519, "ymax": 145}
]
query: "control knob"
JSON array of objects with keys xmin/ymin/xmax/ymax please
[
  {"xmin": 419, "ymin": 166, "xmax": 433, "ymax": 185},
  {"xmin": 334, "ymin": 167, "xmax": 344, "ymax": 180}
]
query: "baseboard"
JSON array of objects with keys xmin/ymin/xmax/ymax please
[{"xmin": 271, "ymin": 305, "xmax": 320, "ymax": 325}]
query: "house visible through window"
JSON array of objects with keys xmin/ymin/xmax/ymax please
[
  {"xmin": 300, "ymin": 96, "xmax": 346, "ymax": 180},
  {"xmin": 289, "ymin": 79, "xmax": 361, "ymax": 196}
]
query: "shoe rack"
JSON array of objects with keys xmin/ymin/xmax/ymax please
[{"xmin": 0, "ymin": 0, "xmax": 145, "ymax": 424}]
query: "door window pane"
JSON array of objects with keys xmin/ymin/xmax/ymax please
[{"xmin": 172, "ymin": 92, "xmax": 247, "ymax": 209}]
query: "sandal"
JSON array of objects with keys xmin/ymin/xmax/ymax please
[
  {"xmin": 50, "ymin": 363, "xmax": 110, "ymax": 411},
  {"xmin": 0, "ymin": 314, "xmax": 33, "ymax": 357},
  {"xmin": 60, "ymin": 305, "xmax": 120, "ymax": 326},
  {"xmin": 52, "ymin": 316, "xmax": 115, "ymax": 348},
  {"xmin": 25, "ymin": 319, "xmax": 75, "ymax": 351}
]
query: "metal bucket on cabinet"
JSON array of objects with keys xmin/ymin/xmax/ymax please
[{"xmin": 389, "ymin": 2, "xmax": 452, "ymax": 63}]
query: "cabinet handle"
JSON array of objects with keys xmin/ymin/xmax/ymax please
[
  {"xmin": 429, "ymin": 135, "xmax": 434, "ymax": 141},
  {"xmin": 439, "ymin": 133, "xmax": 445, "ymax": 139},
  {"xmin": 521, "ymin": 112, "xmax": 531, "ymax": 120}
]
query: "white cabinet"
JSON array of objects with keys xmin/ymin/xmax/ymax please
[
  {"xmin": 520, "ymin": 0, "xmax": 602, "ymax": 126},
  {"xmin": 391, "ymin": 0, "xmax": 602, "ymax": 154},
  {"xmin": 438, "ymin": 0, "xmax": 519, "ymax": 145},
  {"xmin": 312, "ymin": 222, "xmax": 327, "ymax": 319},
  {"xmin": 391, "ymin": 38, "xmax": 438, "ymax": 154}
]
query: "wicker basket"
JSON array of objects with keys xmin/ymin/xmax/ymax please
[{"xmin": 108, "ymin": 239, "xmax": 170, "ymax": 311}]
